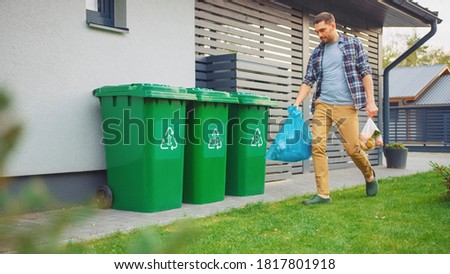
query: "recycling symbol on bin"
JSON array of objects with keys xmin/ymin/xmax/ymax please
[
  {"xmin": 208, "ymin": 128, "xmax": 223, "ymax": 150},
  {"xmin": 160, "ymin": 127, "xmax": 178, "ymax": 150},
  {"xmin": 251, "ymin": 128, "xmax": 264, "ymax": 147}
]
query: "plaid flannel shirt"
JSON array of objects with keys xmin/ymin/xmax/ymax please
[{"xmin": 303, "ymin": 34, "xmax": 372, "ymax": 113}]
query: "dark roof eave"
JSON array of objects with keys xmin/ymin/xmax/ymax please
[
  {"xmin": 278, "ymin": 0, "xmax": 442, "ymax": 28},
  {"xmin": 389, "ymin": 0, "xmax": 442, "ymax": 25}
]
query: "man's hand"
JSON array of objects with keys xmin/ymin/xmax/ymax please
[{"xmin": 366, "ymin": 101, "xmax": 378, "ymax": 118}]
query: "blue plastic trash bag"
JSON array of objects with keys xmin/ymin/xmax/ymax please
[{"xmin": 266, "ymin": 106, "xmax": 312, "ymax": 162}]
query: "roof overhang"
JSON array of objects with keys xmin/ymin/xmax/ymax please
[
  {"xmin": 280, "ymin": 0, "xmax": 442, "ymax": 28},
  {"xmin": 379, "ymin": 0, "xmax": 442, "ymax": 26}
]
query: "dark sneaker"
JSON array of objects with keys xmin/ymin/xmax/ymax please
[
  {"xmin": 302, "ymin": 194, "xmax": 331, "ymax": 206},
  {"xmin": 366, "ymin": 171, "xmax": 379, "ymax": 197}
]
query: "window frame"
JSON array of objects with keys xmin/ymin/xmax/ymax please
[{"xmin": 86, "ymin": 0, "xmax": 128, "ymax": 33}]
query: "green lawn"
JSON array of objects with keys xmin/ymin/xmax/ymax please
[{"xmin": 66, "ymin": 171, "xmax": 450, "ymax": 254}]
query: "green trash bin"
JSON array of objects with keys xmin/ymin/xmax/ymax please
[
  {"xmin": 93, "ymin": 83, "xmax": 196, "ymax": 212},
  {"xmin": 183, "ymin": 88, "xmax": 238, "ymax": 204},
  {"xmin": 226, "ymin": 92, "xmax": 276, "ymax": 196}
]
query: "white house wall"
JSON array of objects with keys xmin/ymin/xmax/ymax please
[{"xmin": 0, "ymin": 0, "xmax": 195, "ymax": 176}]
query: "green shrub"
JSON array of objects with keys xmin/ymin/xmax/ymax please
[
  {"xmin": 429, "ymin": 161, "xmax": 450, "ymax": 201},
  {"xmin": 385, "ymin": 143, "xmax": 407, "ymax": 150}
]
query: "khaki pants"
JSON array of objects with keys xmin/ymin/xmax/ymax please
[{"xmin": 312, "ymin": 100, "xmax": 373, "ymax": 196}]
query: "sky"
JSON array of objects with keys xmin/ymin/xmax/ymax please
[{"xmin": 383, "ymin": 0, "xmax": 450, "ymax": 52}]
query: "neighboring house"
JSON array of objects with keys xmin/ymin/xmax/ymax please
[
  {"xmin": 416, "ymin": 73, "xmax": 450, "ymax": 105},
  {"xmin": 0, "ymin": 0, "xmax": 441, "ymax": 209},
  {"xmin": 389, "ymin": 64, "xmax": 450, "ymax": 106},
  {"xmin": 389, "ymin": 65, "xmax": 450, "ymax": 151}
]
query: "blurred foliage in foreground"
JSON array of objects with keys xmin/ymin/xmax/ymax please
[{"xmin": 0, "ymin": 87, "xmax": 192, "ymax": 254}]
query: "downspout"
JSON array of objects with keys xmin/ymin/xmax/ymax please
[{"xmin": 382, "ymin": 19, "xmax": 437, "ymax": 146}]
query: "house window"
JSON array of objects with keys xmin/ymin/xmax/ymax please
[{"xmin": 86, "ymin": 0, "xmax": 128, "ymax": 33}]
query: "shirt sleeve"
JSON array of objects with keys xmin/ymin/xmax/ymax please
[
  {"xmin": 356, "ymin": 38, "xmax": 372, "ymax": 79},
  {"xmin": 302, "ymin": 54, "xmax": 316, "ymax": 87}
]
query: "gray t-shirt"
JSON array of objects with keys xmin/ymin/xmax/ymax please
[{"xmin": 319, "ymin": 41, "xmax": 354, "ymax": 105}]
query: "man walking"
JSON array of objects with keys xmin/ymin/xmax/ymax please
[{"xmin": 294, "ymin": 12, "xmax": 379, "ymax": 205}]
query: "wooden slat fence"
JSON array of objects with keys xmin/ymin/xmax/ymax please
[
  {"xmin": 195, "ymin": 0, "xmax": 382, "ymax": 182},
  {"xmin": 389, "ymin": 105, "xmax": 450, "ymax": 152}
]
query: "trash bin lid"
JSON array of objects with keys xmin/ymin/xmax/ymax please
[
  {"xmin": 93, "ymin": 83, "xmax": 197, "ymax": 100},
  {"xmin": 229, "ymin": 92, "xmax": 277, "ymax": 107},
  {"xmin": 186, "ymin": 88, "xmax": 239, "ymax": 104}
]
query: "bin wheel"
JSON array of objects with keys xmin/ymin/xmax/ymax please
[{"xmin": 96, "ymin": 185, "xmax": 113, "ymax": 209}]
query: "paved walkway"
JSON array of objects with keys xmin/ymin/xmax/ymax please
[{"xmin": 3, "ymin": 152, "xmax": 450, "ymax": 251}]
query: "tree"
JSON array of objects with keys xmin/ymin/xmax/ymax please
[{"xmin": 383, "ymin": 30, "xmax": 450, "ymax": 68}]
